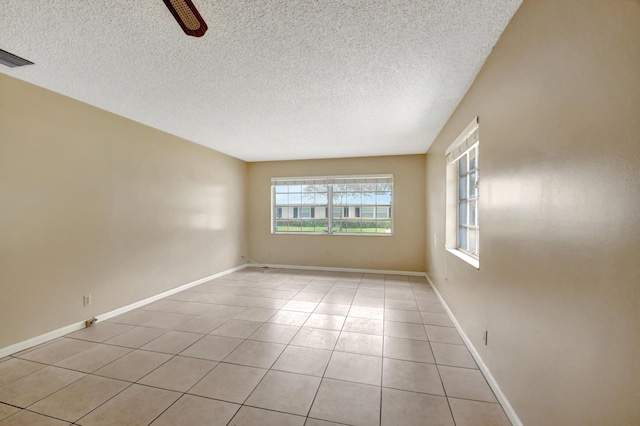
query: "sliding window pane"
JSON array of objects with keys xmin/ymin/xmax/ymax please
[
  {"xmin": 469, "ymin": 201, "xmax": 477, "ymax": 226},
  {"xmin": 469, "ymin": 147, "xmax": 477, "ymax": 170},
  {"xmin": 289, "ymin": 193, "xmax": 301, "ymax": 204},
  {"xmin": 376, "ymin": 191, "xmax": 391, "ymax": 204},
  {"xmin": 347, "ymin": 192, "xmax": 361, "ymax": 204},
  {"xmin": 459, "ymin": 176, "xmax": 467, "ymax": 200},
  {"xmin": 315, "ymin": 192, "xmax": 328, "ymax": 204},
  {"xmin": 315, "ymin": 219, "xmax": 328, "ymax": 233},
  {"xmin": 458, "ymin": 226, "xmax": 468, "ymax": 250},
  {"xmin": 362, "ymin": 192, "xmax": 375, "ymax": 205},
  {"xmin": 469, "ymin": 228, "xmax": 478, "ymax": 255},
  {"xmin": 458, "ymin": 153, "xmax": 468, "ymax": 174},
  {"xmin": 469, "ymin": 172, "xmax": 477, "ymax": 198},
  {"xmin": 458, "ymin": 201, "xmax": 468, "ymax": 225}
]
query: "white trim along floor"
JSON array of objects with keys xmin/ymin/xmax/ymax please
[{"xmin": 0, "ymin": 265, "xmax": 514, "ymax": 425}]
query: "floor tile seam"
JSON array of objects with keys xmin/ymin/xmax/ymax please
[
  {"xmin": 135, "ymin": 362, "xmax": 219, "ymax": 394},
  {"xmin": 25, "ymin": 378, "xmax": 136, "ymax": 424},
  {"xmin": 436, "ymin": 364, "xmax": 501, "ymax": 403},
  {"xmin": 10, "ymin": 338, "xmax": 63, "ymax": 358},
  {"xmin": 331, "ymin": 347, "xmax": 384, "ymax": 359},
  {"xmin": 88, "ymin": 381, "xmax": 181, "ymax": 426},
  {"xmin": 244, "ymin": 334, "xmax": 299, "ymax": 346},
  {"xmin": 303, "ymin": 302, "xmax": 351, "ymax": 420},
  {"xmin": 34, "ymin": 374, "xmax": 136, "ymax": 424},
  {"xmin": 234, "ymin": 357, "xmax": 289, "ymax": 409},
  {"xmin": 0, "ymin": 356, "xmax": 51, "ymax": 376},
  {"xmin": 99, "ymin": 331, "xmax": 177, "ymax": 350},
  {"xmin": 423, "ymin": 329, "xmax": 456, "ymax": 423},
  {"xmin": 20, "ymin": 407, "xmax": 80, "ymax": 424},
  {"xmin": 49, "ymin": 345, "xmax": 137, "ymax": 374},
  {"xmin": 446, "ymin": 395, "xmax": 505, "ymax": 405},
  {"xmin": 435, "ymin": 362, "xmax": 484, "ymax": 372},
  {"xmin": 97, "ymin": 346, "xmax": 181, "ymax": 382},
  {"xmin": 0, "ymin": 363, "xmax": 92, "ymax": 402},
  {"xmin": 381, "ymin": 381, "xmax": 449, "ymax": 398},
  {"xmin": 108, "ymin": 342, "xmax": 193, "ymax": 359},
  {"xmin": 427, "ymin": 340, "xmax": 466, "ymax": 346},
  {"xmin": 382, "ymin": 317, "xmax": 428, "ymax": 325},
  {"xmin": 241, "ymin": 396, "xmax": 315, "ymax": 418},
  {"xmin": 180, "ymin": 362, "xmax": 259, "ymax": 402},
  {"xmin": 305, "ymin": 415, "xmax": 353, "ymax": 426},
  {"xmin": 65, "ymin": 323, "xmax": 135, "ymax": 344},
  {"xmin": 0, "ymin": 375, "xmax": 46, "ymax": 396},
  {"xmin": 154, "ymin": 328, "xmax": 215, "ymax": 357},
  {"xmin": 144, "ymin": 389, "xmax": 202, "ymax": 426},
  {"xmin": 314, "ymin": 363, "xmax": 383, "ymax": 388},
  {"xmin": 268, "ymin": 357, "xmax": 330, "ymax": 379},
  {"xmin": 0, "ymin": 401, "xmax": 23, "ymax": 411},
  {"xmin": 379, "ymin": 353, "xmax": 436, "ymax": 365}
]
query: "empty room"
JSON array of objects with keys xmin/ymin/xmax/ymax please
[{"xmin": 1, "ymin": 0, "xmax": 638, "ymax": 425}]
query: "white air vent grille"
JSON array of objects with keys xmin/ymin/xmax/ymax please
[{"xmin": 0, "ymin": 49, "xmax": 34, "ymax": 68}]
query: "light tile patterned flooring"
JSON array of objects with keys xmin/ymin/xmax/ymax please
[{"xmin": 0, "ymin": 268, "xmax": 511, "ymax": 425}]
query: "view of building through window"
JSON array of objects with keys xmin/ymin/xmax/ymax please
[{"xmin": 271, "ymin": 175, "xmax": 393, "ymax": 234}]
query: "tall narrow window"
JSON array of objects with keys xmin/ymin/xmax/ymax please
[
  {"xmin": 271, "ymin": 175, "xmax": 393, "ymax": 235},
  {"xmin": 446, "ymin": 117, "xmax": 479, "ymax": 268},
  {"xmin": 457, "ymin": 146, "xmax": 479, "ymax": 255}
]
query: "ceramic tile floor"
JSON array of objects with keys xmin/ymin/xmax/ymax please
[{"xmin": 0, "ymin": 268, "xmax": 512, "ymax": 425}]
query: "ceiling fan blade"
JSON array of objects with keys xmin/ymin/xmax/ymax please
[{"xmin": 162, "ymin": 0, "xmax": 208, "ymax": 37}]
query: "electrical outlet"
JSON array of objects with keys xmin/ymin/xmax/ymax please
[
  {"xmin": 482, "ymin": 329, "xmax": 488, "ymax": 345},
  {"xmin": 83, "ymin": 295, "xmax": 91, "ymax": 306}
]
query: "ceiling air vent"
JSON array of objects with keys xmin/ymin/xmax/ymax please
[{"xmin": 0, "ymin": 48, "xmax": 34, "ymax": 68}]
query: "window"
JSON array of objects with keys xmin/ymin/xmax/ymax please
[
  {"xmin": 457, "ymin": 146, "xmax": 478, "ymax": 254},
  {"xmin": 272, "ymin": 175, "xmax": 393, "ymax": 235},
  {"xmin": 446, "ymin": 117, "xmax": 479, "ymax": 268}
]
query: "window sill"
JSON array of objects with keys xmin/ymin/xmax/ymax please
[
  {"xmin": 446, "ymin": 248, "xmax": 479, "ymax": 269},
  {"xmin": 272, "ymin": 232, "xmax": 393, "ymax": 237}
]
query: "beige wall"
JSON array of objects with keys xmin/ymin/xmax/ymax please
[
  {"xmin": 248, "ymin": 156, "xmax": 425, "ymax": 272},
  {"xmin": 0, "ymin": 75, "xmax": 248, "ymax": 349},
  {"xmin": 425, "ymin": 1, "xmax": 640, "ymax": 425}
]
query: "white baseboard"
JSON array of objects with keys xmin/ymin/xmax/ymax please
[
  {"xmin": 425, "ymin": 274, "xmax": 523, "ymax": 426},
  {"xmin": 246, "ymin": 263, "xmax": 426, "ymax": 277},
  {"xmin": 0, "ymin": 321, "xmax": 89, "ymax": 359},
  {"xmin": 95, "ymin": 264, "xmax": 247, "ymax": 323},
  {"xmin": 0, "ymin": 264, "xmax": 248, "ymax": 359}
]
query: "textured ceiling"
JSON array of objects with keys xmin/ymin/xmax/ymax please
[{"xmin": 0, "ymin": 1, "xmax": 521, "ymax": 161}]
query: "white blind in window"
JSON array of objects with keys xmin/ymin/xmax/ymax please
[
  {"xmin": 271, "ymin": 174, "xmax": 393, "ymax": 186},
  {"xmin": 446, "ymin": 117, "xmax": 479, "ymax": 164}
]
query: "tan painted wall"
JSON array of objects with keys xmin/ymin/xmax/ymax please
[
  {"xmin": 248, "ymin": 156, "xmax": 425, "ymax": 272},
  {"xmin": 0, "ymin": 75, "xmax": 248, "ymax": 349},
  {"xmin": 425, "ymin": 1, "xmax": 640, "ymax": 424}
]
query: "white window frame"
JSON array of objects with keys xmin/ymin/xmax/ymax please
[
  {"xmin": 445, "ymin": 117, "xmax": 480, "ymax": 268},
  {"xmin": 271, "ymin": 174, "xmax": 393, "ymax": 236}
]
